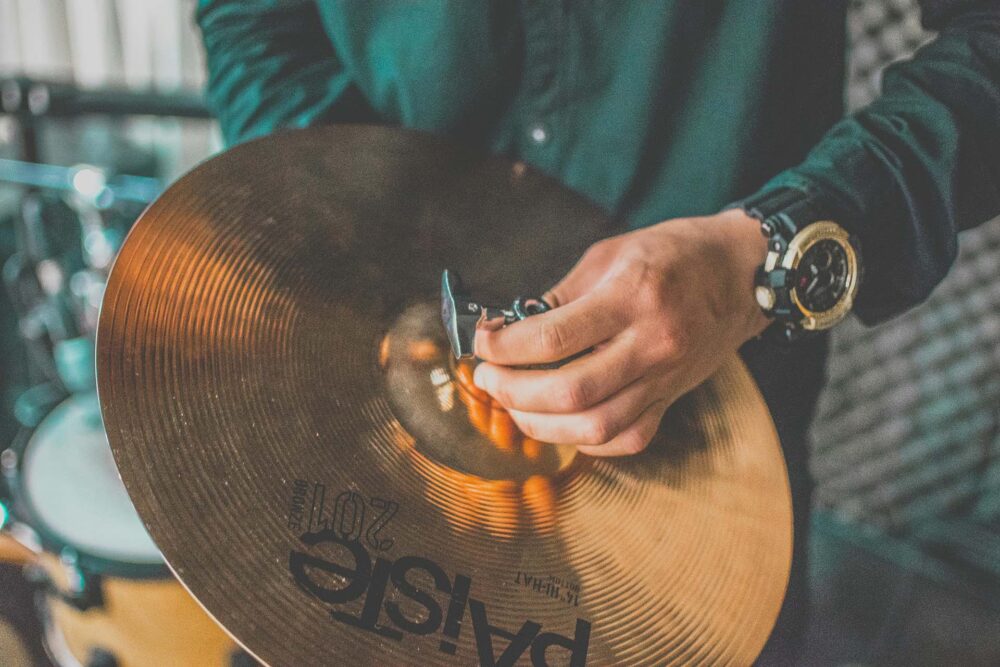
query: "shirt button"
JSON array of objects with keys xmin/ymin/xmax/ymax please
[{"xmin": 528, "ymin": 123, "xmax": 550, "ymax": 145}]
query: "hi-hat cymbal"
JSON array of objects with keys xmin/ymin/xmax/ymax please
[{"xmin": 97, "ymin": 125, "xmax": 791, "ymax": 666}]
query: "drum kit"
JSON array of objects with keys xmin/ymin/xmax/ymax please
[
  {"xmin": 4, "ymin": 125, "xmax": 793, "ymax": 666},
  {"xmin": 0, "ymin": 160, "xmax": 236, "ymax": 663},
  {"xmin": 1, "ymin": 392, "xmax": 235, "ymax": 665}
]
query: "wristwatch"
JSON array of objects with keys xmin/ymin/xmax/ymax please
[{"xmin": 739, "ymin": 187, "xmax": 863, "ymax": 343}]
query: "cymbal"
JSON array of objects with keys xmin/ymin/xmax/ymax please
[{"xmin": 97, "ymin": 125, "xmax": 791, "ymax": 666}]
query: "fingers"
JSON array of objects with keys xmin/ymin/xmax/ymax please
[
  {"xmin": 505, "ymin": 377, "xmax": 663, "ymax": 447},
  {"xmin": 472, "ymin": 335, "xmax": 643, "ymax": 413},
  {"xmin": 475, "ymin": 288, "xmax": 627, "ymax": 365},
  {"xmin": 576, "ymin": 399, "xmax": 668, "ymax": 457}
]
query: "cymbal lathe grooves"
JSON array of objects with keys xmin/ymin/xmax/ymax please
[{"xmin": 97, "ymin": 126, "xmax": 792, "ymax": 666}]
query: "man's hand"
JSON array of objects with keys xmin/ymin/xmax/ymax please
[{"xmin": 473, "ymin": 209, "xmax": 770, "ymax": 457}]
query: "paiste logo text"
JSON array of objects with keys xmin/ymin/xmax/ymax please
[{"xmin": 287, "ymin": 483, "xmax": 591, "ymax": 666}]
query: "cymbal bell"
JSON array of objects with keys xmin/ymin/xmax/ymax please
[{"xmin": 97, "ymin": 125, "xmax": 791, "ymax": 666}]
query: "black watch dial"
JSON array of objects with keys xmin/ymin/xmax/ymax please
[{"xmin": 794, "ymin": 238, "xmax": 850, "ymax": 313}]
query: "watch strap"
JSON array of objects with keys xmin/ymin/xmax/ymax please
[
  {"xmin": 741, "ymin": 187, "xmax": 820, "ymax": 244},
  {"xmin": 737, "ymin": 187, "xmax": 828, "ymax": 345}
]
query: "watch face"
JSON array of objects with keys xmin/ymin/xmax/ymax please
[{"xmin": 794, "ymin": 238, "xmax": 851, "ymax": 314}]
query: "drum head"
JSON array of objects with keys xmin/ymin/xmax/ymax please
[{"xmin": 21, "ymin": 393, "xmax": 162, "ymax": 567}]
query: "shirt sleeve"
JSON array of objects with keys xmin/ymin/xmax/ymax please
[
  {"xmin": 196, "ymin": 0, "xmax": 373, "ymax": 146},
  {"xmin": 757, "ymin": 0, "xmax": 1000, "ymax": 325}
]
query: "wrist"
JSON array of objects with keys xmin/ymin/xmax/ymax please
[{"xmin": 711, "ymin": 209, "xmax": 772, "ymax": 340}]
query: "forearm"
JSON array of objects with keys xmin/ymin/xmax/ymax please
[{"xmin": 758, "ymin": 2, "xmax": 1000, "ymax": 324}]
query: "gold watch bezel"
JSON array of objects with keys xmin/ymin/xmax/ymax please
[{"xmin": 780, "ymin": 221, "xmax": 860, "ymax": 331}]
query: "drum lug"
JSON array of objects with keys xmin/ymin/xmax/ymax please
[
  {"xmin": 26, "ymin": 548, "xmax": 105, "ymax": 611},
  {"xmin": 86, "ymin": 647, "xmax": 119, "ymax": 667},
  {"xmin": 1, "ymin": 447, "xmax": 17, "ymax": 481},
  {"xmin": 59, "ymin": 548, "xmax": 105, "ymax": 611}
]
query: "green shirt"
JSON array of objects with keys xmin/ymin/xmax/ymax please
[{"xmin": 196, "ymin": 0, "xmax": 1000, "ymax": 324}]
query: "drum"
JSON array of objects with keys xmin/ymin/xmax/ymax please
[{"xmin": 2, "ymin": 392, "xmax": 236, "ymax": 667}]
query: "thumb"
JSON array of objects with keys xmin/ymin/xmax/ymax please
[{"xmin": 544, "ymin": 238, "xmax": 619, "ymax": 308}]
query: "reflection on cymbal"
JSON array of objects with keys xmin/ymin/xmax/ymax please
[{"xmin": 98, "ymin": 125, "xmax": 791, "ymax": 666}]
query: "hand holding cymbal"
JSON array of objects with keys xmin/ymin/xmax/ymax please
[{"xmin": 98, "ymin": 125, "xmax": 792, "ymax": 666}]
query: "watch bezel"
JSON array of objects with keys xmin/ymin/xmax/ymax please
[{"xmin": 781, "ymin": 220, "xmax": 860, "ymax": 331}]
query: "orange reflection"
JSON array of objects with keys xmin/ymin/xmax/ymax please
[
  {"xmin": 407, "ymin": 338, "xmax": 440, "ymax": 362},
  {"xmin": 378, "ymin": 335, "xmax": 391, "ymax": 368},
  {"xmin": 451, "ymin": 358, "xmax": 545, "ymax": 455},
  {"xmin": 392, "ymin": 356, "xmax": 567, "ymax": 540},
  {"xmin": 405, "ymin": 450, "xmax": 560, "ymax": 540},
  {"xmin": 521, "ymin": 474, "xmax": 558, "ymax": 531}
]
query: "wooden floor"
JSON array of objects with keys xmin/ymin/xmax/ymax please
[{"xmin": 0, "ymin": 564, "xmax": 52, "ymax": 666}]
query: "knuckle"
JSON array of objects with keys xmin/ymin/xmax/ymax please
[
  {"xmin": 657, "ymin": 327, "xmax": 688, "ymax": 362},
  {"xmin": 555, "ymin": 378, "xmax": 591, "ymax": 412},
  {"xmin": 627, "ymin": 244, "xmax": 660, "ymax": 270},
  {"xmin": 587, "ymin": 237, "xmax": 618, "ymax": 261},
  {"xmin": 582, "ymin": 240, "xmax": 606, "ymax": 262},
  {"xmin": 617, "ymin": 431, "xmax": 650, "ymax": 456},
  {"xmin": 580, "ymin": 415, "xmax": 613, "ymax": 446},
  {"xmin": 657, "ymin": 334, "xmax": 679, "ymax": 361},
  {"xmin": 537, "ymin": 320, "xmax": 569, "ymax": 357}
]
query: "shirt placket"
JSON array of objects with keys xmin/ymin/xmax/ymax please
[{"xmin": 519, "ymin": 0, "xmax": 562, "ymax": 169}]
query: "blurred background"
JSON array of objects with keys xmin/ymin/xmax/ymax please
[{"xmin": 0, "ymin": 1, "xmax": 997, "ymax": 665}]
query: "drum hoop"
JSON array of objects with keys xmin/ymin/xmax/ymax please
[
  {"xmin": 5, "ymin": 422, "xmax": 168, "ymax": 581},
  {"xmin": 34, "ymin": 591, "xmax": 83, "ymax": 667}
]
